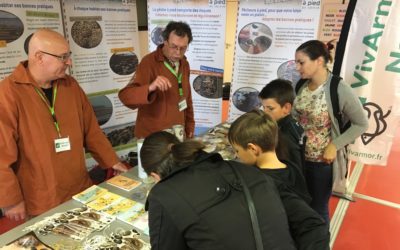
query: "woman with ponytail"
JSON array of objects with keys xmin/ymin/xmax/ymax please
[
  {"xmin": 141, "ymin": 131, "xmax": 329, "ymax": 250},
  {"xmin": 293, "ymin": 40, "xmax": 368, "ymax": 224}
]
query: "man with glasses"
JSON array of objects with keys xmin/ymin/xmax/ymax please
[
  {"xmin": 0, "ymin": 29, "xmax": 127, "ymax": 222},
  {"xmin": 119, "ymin": 21, "xmax": 195, "ymax": 139}
]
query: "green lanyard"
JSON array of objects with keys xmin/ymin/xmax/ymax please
[
  {"xmin": 34, "ymin": 82, "xmax": 61, "ymax": 138},
  {"xmin": 164, "ymin": 61, "xmax": 183, "ymax": 96}
]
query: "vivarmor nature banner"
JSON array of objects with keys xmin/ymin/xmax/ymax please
[{"xmin": 340, "ymin": 0, "xmax": 400, "ymax": 165}]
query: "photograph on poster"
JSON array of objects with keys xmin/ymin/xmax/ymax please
[
  {"xmin": 232, "ymin": 87, "xmax": 261, "ymax": 112},
  {"xmin": 109, "ymin": 51, "xmax": 138, "ymax": 75},
  {"xmin": 103, "ymin": 123, "xmax": 135, "ymax": 147},
  {"xmin": 193, "ymin": 75, "xmax": 223, "ymax": 99},
  {"xmin": 277, "ymin": 59, "xmax": 301, "ymax": 87},
  {"xmin": 71, "ymin": 20, "xmax": 103, "ymax": 49},
  {"xmin": 89, "ymin": 95, "xmax": 113, "ymax": 126},
  {"xmin": 150, "ymin": 26, "xmax": 165, "ymax": 45},
  {"xmin": 238, "ymin": 22, "xmax": 273, "ymax": 55},
  {"xmin": 0, "ymin": 10, "xmax": 24, "ymax": 43}
]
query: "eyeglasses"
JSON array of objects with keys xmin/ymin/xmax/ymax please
[
  {"xmin": 166, "ymin": 41, "xmax": 188, "ymax": 53},
  {"xmin": 40, "ymin": 50, "xmax": 72, "ymax": 63}
]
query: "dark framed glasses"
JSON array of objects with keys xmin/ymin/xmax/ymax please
[{"xmin": 40, "ymin": 50, "xmax": 72, "ymax": 63}]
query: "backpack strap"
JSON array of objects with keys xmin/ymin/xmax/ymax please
[
  {"xmin": 330, "ymin": 75, "xmax": 342, "ymax": 128},
  {"xmin": 226, "ymin": 162, "xmax": 264, "ymax": 250},
  {"xmin": 294, "ymin": 78, "xmax": 307, "ymax": 94},
  {"xmin": 330, "ymin": 75, "xmax": 351, "ymax": 133}
]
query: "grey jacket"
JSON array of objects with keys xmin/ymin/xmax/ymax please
[{"xmin": 294, "ymin": 72, "xmax": 368, "ymax": 181}]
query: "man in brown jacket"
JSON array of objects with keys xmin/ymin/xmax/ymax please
[
  {"xmin": 0, "ymin": 29, "xmax": 127, "ymax": 221},
  {"xmin": 119, "ymin": 21, "xmax": 195, "ymax": 139}
]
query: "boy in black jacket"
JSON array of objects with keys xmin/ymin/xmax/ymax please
[
  {"xmin": 228, "ymin": 110, "xmax": 311, "ymax": 204},
  {"xmin": 259, "ymin": 79, "xmax": 306, "ymax": 173}
]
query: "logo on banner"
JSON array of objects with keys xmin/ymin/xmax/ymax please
[{"xmin": 361, "ymin": 102, "xmax": 391, "ymax": 145}]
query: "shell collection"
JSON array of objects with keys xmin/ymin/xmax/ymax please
[
  {"xmin": 197, "ymin": 122, "xmax": 235, "ymax": 160},
  {"xmin": 1, "ymin": 231, "xmax": 53, "ymax": 250},
  {"xmin": 83, "ymin": 228, "xmax": 150, "ymax": 250},
  {"xmin": 25, "ymin": 206, "xmax": 114, "ymax": 241}
]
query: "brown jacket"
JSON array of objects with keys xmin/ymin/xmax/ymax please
[
  {"xmin": 118, "ymin": 45, "xmax": 195, "ymax": 138},
  {"xmin": 0, "ymin": 61, "xmax": 119, "ymax": 215}
]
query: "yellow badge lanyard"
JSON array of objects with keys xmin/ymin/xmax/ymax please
[
  {"xmin": 34, "ymin": 82, "xmax": 61, "ymax": 138},
  {"xmin": 164, "ymin": 61, "xmax": 183, "ymax": 96}
]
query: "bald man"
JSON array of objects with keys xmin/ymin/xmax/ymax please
[{"xmin": 0, "ymin": 29, "xmax": 127, "ymax": 221}]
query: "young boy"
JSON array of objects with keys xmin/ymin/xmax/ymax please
[
  {"xmin": 228, "ymin": 110, "xmax": 310, "ymax": 203},
  {"xmin": 259, "ymin": 79, "xmax": 306, "ymax": 173}
]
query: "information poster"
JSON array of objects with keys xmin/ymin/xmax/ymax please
[
  {"xmin": 147, "ymin": 0, "xmax": 226, "ymax": 129},
  {"xmin": 317, "ymin": 1, "xmax": 348, "ymax": 64},
  {"xmin": 318, "ymin": 2, "xmax": 348, "ymax": 42},
  {"xmin": 0, "ymin": 0, "xmax": 64, "ymax": 80},
  {"xmin": 61, "ymin": 0, "xmax": 140, "ymax": 154},
  {"xmin": 228, "ymin": 0, "xmax": 321, "ymax": 120}
]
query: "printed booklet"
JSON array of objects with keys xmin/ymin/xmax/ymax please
[{"xmin": 106, "ymin": 175, "xmax": 141, "ymax": 191}]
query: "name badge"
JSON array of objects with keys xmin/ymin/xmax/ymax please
[
  {"xmin": 178, "ymin": 99, "xmax": 187, "ymax": 112},
  {"xmin": 54, "ymin": 137, "xmax": 71, "ymax": 153}
]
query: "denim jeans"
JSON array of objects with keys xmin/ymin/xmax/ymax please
[{"xmin": 304, "ymin": 161, "xmax": 333, "ymax": 225}]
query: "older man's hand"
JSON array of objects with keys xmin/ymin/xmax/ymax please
[
  {"xmin": 4, "ymin": 201, "xmax": 27, "ymax": 222},
  {"xmin": 112, "ymin": 162, "xmax": 129, "ymax": 175}
]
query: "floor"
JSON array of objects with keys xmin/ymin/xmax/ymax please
[
  {"xmin": 330, "ymin": 127, "xmax": 400, "ymax": 249},
  {"xmin": 0, "ymin": 217, "xmax": 24, "ymax": 235}
]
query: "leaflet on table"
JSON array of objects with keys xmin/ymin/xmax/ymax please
[
  {"xmin": 132, "ymin": 212, "xmax": 150, "ymax": 236},
  {"xmin": 106, "ymin": 174, "xmax": 141, "ymax": 191},
  {"xmin": 86, "ymin": 191, "xmax": 124, "ymax": 211},
  {"xmin": 72, "ymin": 185, "xmax": 108, "ymax": 204},
  {"xmin": 101, "ymin": 197, "xmax": 147, "ymax": 232},
  {"xmin": 95, "ymin": 194, "xmax": 148, "ymax": 234},
  {"xmin": 101, "ymin": 197, "xmax": 141, "ymax": 217},
  {"xmin": 72, "ymin": 185, "xmax": 146, "ymax": 223},
  {"xmin": 116, "ymin": 202, "xmax": 146, "ymax": 228}
]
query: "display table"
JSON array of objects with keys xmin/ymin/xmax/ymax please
[
  {"xmin": 0, "ymin": 122, "xmax": 234, "ymax": 249},
  {"xmin": 0, "ymin": 167, "xmax": 151, "ymax": 249}
]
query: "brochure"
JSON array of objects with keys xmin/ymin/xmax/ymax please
[
  {"xmin": 106, "ymin": 175, "xmax": 141, "ymax": 191},
  {"xmin": 72, "ymin": 185, "xmax": 108, "ymax": 204},
  {"xmin": 86, "ymin": 191, "xmax": 124, "ymax": 211}
]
